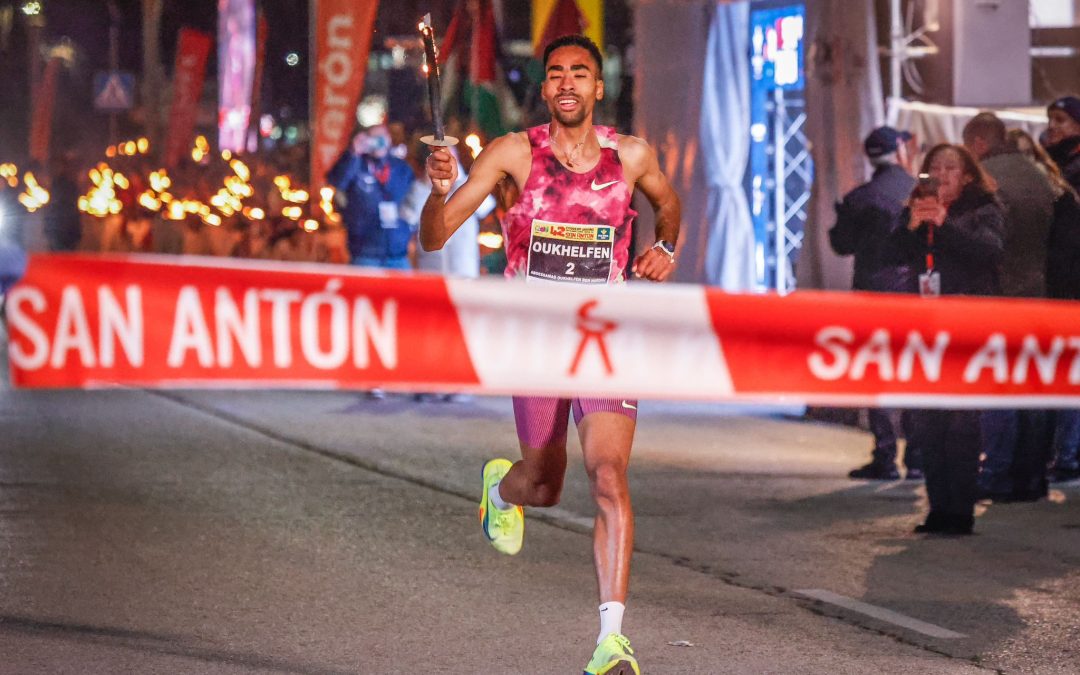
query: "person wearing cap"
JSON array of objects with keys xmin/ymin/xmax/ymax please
[
  {"xmin": 1044, "ymin": 96, "xmax": 1080, "ymax": 192},
  {"xmin": 963, "ymin": 112, "xmax": 1058, "ymax": 502},
  {"xmin": 1043, "ymin": 96, "xmax": 1080, "ymax": 484},
  {"xmin": 829, "ymin": 126, "xmax": 923, "ymax": 481}
]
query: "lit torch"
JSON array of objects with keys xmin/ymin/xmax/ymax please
[{"xmin": 418, "ymin": 14, "xmax": 458, "ymax": 190}]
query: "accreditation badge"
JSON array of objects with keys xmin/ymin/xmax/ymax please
[
  {"xmin": 525, "ymin": 219, "xmax": 614, "ymax": 284},
  {"xmin": 918, "ymin": 271, "xmax": 941, "ymax": 297},
  {"xmin": 379, "ymin": 201, "xmax": 399, "ymax": 229}
]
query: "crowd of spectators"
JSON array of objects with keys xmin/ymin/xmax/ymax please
[
  {"xmin": 830, "ymin": 96, "xmax": 1080, "ymax": 535},
  {"xmin": 0, "ymin": 118, "xmax": 503, "ymax": 282}
]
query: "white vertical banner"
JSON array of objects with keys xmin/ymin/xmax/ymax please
[{"xmin": 700, "ymin": 1, "xmax": 755, "ymax": 291}]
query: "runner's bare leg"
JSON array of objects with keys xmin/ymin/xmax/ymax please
[
  {"xmin": 498, "ymin": 440, "xmax": 568, "ymax": 508},
  {"xmin": 578, "ymin": 412, "xmax": 635, "ymax": 603}
]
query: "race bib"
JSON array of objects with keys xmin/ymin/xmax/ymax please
[
  {"xmin": 526, "ymin": 219, "xmax": 614, "ymax": 284},
  {"xmin": 379, "ymin": 201, "xmax": 399, "ymax": 229}
]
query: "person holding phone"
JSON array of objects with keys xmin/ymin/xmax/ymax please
[{"xmin": 887, "ymin": 143, "xmax": 1006, "ymax": 535}]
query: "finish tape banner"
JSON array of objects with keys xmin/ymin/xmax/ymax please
[{"xmin": 5, "ymin": 255, "xmax": 1080, "ymax": 408}]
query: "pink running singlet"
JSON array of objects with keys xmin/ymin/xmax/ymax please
[
  {"xmin": 501, "ymin": 124, "xmax": 637, "ymax": 284},
  {"xmin": 503, "ymin": 124, "xmax": 639, "ymax": 448}
]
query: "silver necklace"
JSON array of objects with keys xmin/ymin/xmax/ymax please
[{"xmin": 552, "ymin": 125, "xmax": 588, "ymax": 168}]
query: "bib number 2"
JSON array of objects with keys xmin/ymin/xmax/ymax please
[{"xmin": 526, "ymin": 219, "xmax": 613, "ymax": 284}]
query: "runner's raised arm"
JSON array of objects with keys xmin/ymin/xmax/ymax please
[{"xmin": 419, "ymin": 133, "xmax": 529, "ymax": 251}]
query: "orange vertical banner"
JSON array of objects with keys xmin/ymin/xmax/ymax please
[
  {"xmin": 311, "ymin": 0, "xmax": 380, "ymax": 195},
  {"xmin": 28, "ymin": 57, "xmax": 61, "ymax": 165},
  {"xmin": 164, "ymin": 29, "xmax": 213, "ymax": 167}
]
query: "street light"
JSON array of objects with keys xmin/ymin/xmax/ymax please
[{"xmin": 21, "ymin": 2, "xmax": 42, "ymax": 17}]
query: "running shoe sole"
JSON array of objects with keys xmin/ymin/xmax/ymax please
[{"xmin": 586, "ymin": 661, "xmax": 638, "ymax": 675}]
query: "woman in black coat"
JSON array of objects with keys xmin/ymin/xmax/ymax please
[{"xmin": 888, "ymin": 143, "xmax": 1006, "ymax": 535}]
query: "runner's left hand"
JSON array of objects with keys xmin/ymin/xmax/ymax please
[{"xmin": 632, "ymin": 247, "xmax": 675, "ymax": 282}]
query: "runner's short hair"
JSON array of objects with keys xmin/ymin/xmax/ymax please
[{"xmin": 542, "ymin": 35, "xmax": 603, "ymax": 79}]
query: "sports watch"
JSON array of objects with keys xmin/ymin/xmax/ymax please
[{"xmin": 652, "ymin": 240, "xmax": 676, "ymax": 263}]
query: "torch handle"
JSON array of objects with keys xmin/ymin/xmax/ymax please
[
  {"xmin": 421, "ymin": 29, "xmax": 445, "ymax": 142},
  {"xmin": 419, "ymin": 16, "xmax": 458, "ymax": 192}
]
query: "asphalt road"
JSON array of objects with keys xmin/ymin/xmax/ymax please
[{"xmin": 1, "ymin": 377, "xmax": 1078, "ymax": 673}]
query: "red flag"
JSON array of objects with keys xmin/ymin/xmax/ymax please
[
  {"xmin": 28, "ymin": 57, "xmax": 61, "ymax": 164},
  {"xmin": 438, "ymin": 0, "xmax": 465, "ymax": 66},
  {"xmin": 311, "ymin": 0, "xmax": 380, "ymax": 195},
  {"xmin": 164, "ymin": 29, "xmax": 212, "ymax": 167},
  {"xmin": 534, "ymin": 0, "xmax": 587, "ymax": 58},
  {"xmin": 471, "ymin": 0, "xmax": 497, "ymax": 84}
]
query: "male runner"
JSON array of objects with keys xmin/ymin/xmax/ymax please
[{"xmin": 420, "ymin": 35, "xmax": 681, "ymax": 675}]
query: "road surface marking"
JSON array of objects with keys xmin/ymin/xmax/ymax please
[{"xmin": 795, "ymin": 589, "xmax": 967, "ymax": 639}]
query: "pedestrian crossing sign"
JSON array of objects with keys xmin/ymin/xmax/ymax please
[{"xmin": 93, "ymin": 72, "xmax": 136, "ymax": 111}]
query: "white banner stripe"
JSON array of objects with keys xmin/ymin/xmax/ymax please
[{"xmin": 446, "ymin": 279, "xmax": 735, "ymax": 399}]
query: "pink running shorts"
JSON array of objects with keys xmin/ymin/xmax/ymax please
[{"xmin": 511, "ymin": 396, "xmax": 639, "ymax": 449}]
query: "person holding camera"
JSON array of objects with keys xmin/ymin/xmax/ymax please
[
  {"xmin": 887, "ymin": 144, "xmax": 1005, "ymax": 535},
  {"xmin": 327, "ymin": 123, "xmax": 416, "ymax": 270}
]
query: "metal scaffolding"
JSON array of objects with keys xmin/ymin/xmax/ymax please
[{"xmin": 769, "ymin": 90, "xmax": 810, "ymax": 293}]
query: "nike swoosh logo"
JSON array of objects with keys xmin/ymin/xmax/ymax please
[
  {"xmin": 621, "ymin": 401, "xmax": 637, "ymax": 410},
  {"xmin": 591, "ymin": 179, "xmax": 619, "ymax": 191}
]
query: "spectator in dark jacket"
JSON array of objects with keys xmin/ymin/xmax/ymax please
[
  {"xmin": 888, "ymin": 144, "xmax": 1005, "ymax": 535},
  {"xmin": 1037, "ymin": 99, "xmax": 1080, "ymax": 484},
  {"xmin": 1009, "ymin": 129, "xmax": 1080, "ymax": 301},
  {"xmin": 964, "ymin": 113, "xmax": 1055, "ymax": 297},
  {"xmin": 830, "ymin": 126, "xmax": 922, "ymax": 481},
  {"xmin": 1044, "ymin": 96, "xmax": 1080, "ymax": 192},
  {"xmin": 830, "ymin": 127, "xmax": 917, "ymax": 292},
  {"xmin": 963, "ymin": 113, "xmax": 1057, "ymax": 503},
  {"xmin": 327, "ymin": 124, "xmax": 416, "ymax": 270}
]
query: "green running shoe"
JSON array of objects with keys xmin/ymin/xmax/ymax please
[
  {"xmin": 478, "ymin": 458, "xmax": 523, "ymax": 555},
  {"xmin": 584, "ymin": 633, "xmax": 641, "ymax": 675}
]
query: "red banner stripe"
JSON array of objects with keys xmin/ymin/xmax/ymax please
[
  {"xmin": 6, "ymin": 255, "xmax": 479, "ymax": 390},
  {"xmin": 707, "ymin": 289, "xmax": 1080, "ymax": 400}
]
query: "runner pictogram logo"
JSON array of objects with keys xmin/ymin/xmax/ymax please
[{"xmin": 569, "ymin": 299, "xmax": 617, "ymax": 376}]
